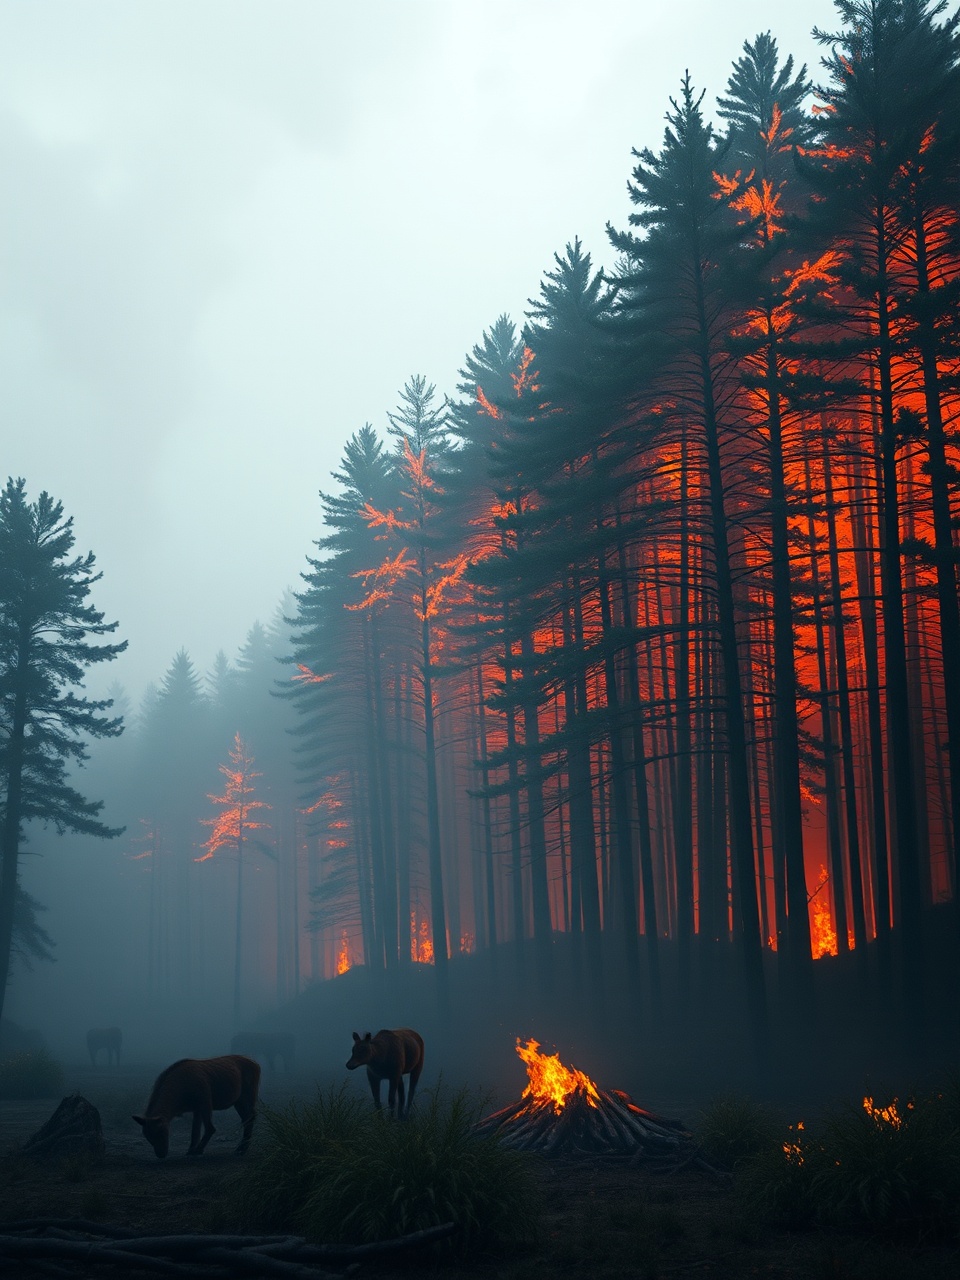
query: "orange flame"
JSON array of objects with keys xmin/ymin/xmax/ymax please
[
  {"xmin": 336, "ymin": 930, "xmax": 351, "ymax": 976},
  {"xmin": 516, "ymin": 1038, "xmax": 600, "ymax": 1114},
  {"xmin": 810, "ymin": 865, "xmax": 838, "ymax": 959},
  {"xmin": 782, "ymin": 1120, "xmax": 805, "ymax": 1163},
  {"xmin": 411, "ymin": 913, "xmax": 434, "ymax": 964},
  {"xmin": 863, "ymin": 1096, "xmax": 909, "ymax": 1129}
]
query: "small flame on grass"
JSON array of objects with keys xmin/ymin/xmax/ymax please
[
  {"xmin": 863, "ymin": 1096, "xmax": 909, "ymax": 1128},
  {"xmin": 516, "ymin": 1038, "xmax": 600, "ymax": 1114}
]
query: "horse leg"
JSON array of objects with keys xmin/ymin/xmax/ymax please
[
  {"xmin": 406, "ymin": 1062, "xmax": 422, "ymax": 1113},
  {"xmin": 396, "ymin": 1076, "xmax": 407, "ymax": 1119},
  {"xmin": 367, "ymin": 1068, "xmax": 382, "ymax": 1110},
  {"xmin": 188, "ymin": 1111, "xmax": 203, "ymax": 1155},
  {"xmin": 234, "ymin": 1097, "xmax": 256, "ymax": 1155},
  {"xmin": 193, "ymin": 1107, "xmax": 216, "ymax": 1155}
]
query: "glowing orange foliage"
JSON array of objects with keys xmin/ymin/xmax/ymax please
[
  {"xmin": 196, "ymin": 733, "xmax": 270, "ymax": 863},
  {"xmin": 292, "ymin": 663, "xmax": 330, "ymax": 685},
  {"xmin": 476, "ymin": 385, "xmax": 501, "ymax": 419}
]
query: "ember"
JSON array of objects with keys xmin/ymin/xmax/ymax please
[{"xmin": 475, "ymin": 1039, "xmax": 707, "ymax": 1171}]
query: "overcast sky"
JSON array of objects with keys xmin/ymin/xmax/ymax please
[{"xmin": 2, "ymin": 0, "xmax": 839, "ymax": 706}]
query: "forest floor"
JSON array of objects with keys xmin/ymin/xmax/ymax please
[{"xmin": 1, "ymin": 1068, "xmax": 959, "ymax": 1280}]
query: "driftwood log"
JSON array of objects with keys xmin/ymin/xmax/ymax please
[
  {"xmin": 0, "ymin": 1219, "xmax": 458, "ymax": 1277},
  {"xmin": 22, "ymin": 1095, "xmax": 104, "ymax": 1161}
]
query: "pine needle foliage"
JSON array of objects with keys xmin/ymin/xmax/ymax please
[{"xmin": 227, "ymin": 1083, "xmax": 539, "ymax": 1254}]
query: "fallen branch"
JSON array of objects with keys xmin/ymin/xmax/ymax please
[
  {"xmin": 0, "ymin": 1219, "xmax": 458, "ymax": 1277},
  {"xmin": 0, "ymin": 1237, "xmax": 217, "ymax": 1276},
  {"xmin": 0, "ymin": 1218, "xmax": 138, "ymax": 1238}
]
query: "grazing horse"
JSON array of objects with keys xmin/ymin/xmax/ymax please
[
  {"xmin": 230, "ymin": 1030, "xmax": 295, "ymax": 1072},
  {"xmin": 346, "ymin": 1028, "xmax": 424, "ymax": 1118},
  {"xmin": 86, "ymin": 1027, "xmax": 122, "ymax": 1067},
  {"xmin": 133, "ymin": 1055, "xmax": 260, "ymax": 1159}
]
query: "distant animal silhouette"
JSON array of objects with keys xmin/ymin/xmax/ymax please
[
  {"xmin": 230, "ymin": 1030, "xmax": 295, "ymax": 1071},
  {"xmin": 346, "ymin": 1028, "xmax": 424, "ymax": 1118},
  {"xmin": 132, "ymin": 1054, "xmax": 260, "ymax": 1159},
  {"xmin": 86, "ymin": 1027, "xmax": 122, "ymax": 1067}
]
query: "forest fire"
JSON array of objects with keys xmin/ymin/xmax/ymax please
[{"xmin": 474, "ymin": 1039, "xmax": 700, "ymax": 1167}]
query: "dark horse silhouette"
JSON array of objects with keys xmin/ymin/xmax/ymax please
[
  {"xmin": 346, "ymin": 1028, "xmax": 424, "ymax": 1118},
  {"xmin": 133, "ymin": 1055, "xmax": 260, "ymax": 1159},
  {"xmin": 86, "ymin": 1027, "xmax": 122, "ymax": 1067},
  {"xmin": 230, "ymin": 1030, "xmax": 295, "ymax": 1071}
]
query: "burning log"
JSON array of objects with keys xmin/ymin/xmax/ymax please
[{"xmin": 475, "ymin": 1040, "xmax": 704, "ymax": 1169}]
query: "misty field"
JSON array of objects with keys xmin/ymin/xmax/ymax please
[{"xmin": 2, "ymin": 1053, "xmax": 960, "ymax": 1280}]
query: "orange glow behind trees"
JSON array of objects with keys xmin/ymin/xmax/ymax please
[{"xmin": 280, "ymin": 5, "xmax": 960, "ymax": 1044}]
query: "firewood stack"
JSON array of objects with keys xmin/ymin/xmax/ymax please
[
  {"xmin": 473, "ymin": 1040, "xmax": 700, "ymax": 1168},
  {"xmin": 475, "ymin": 1085, "xmax": 691, "ymax": 1162}
]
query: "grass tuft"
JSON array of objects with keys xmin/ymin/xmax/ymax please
[
  {"xmin": 0, "ymin": 1048, "xmax": 64, "ymax": 1100},
  {"xmin": 226, "ymin": 1082, "xmax": 539, "ymax": 1253},
  {"xmin": 695, "ymin": 1095, "xmax": 779, "ymax": 1171}
]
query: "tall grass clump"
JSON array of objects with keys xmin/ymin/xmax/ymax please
[
  {"xmin": 810, "ymin": 1094, "xmax": 960, "ymax": 1237},
  {"xmin": 737, "ymin": 1121, "xmax": 817, "ymax": 1230},
  {"xmin": 695, "ymin": 1095, "xmax": 779, "ymax": 1171},
  {"xmin": 228, "ymin": 1084, "xmax": 539, "ymax": 1254},
  {"xmin": 738, "ymin": 1090, "xmax": 960, "ymax": 1239},
  {"xmin": 0, "ymin": 1048, "xmax": 64, "ymax": 1099}
]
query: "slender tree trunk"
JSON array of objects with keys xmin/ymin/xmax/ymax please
[
  {"xmin": 421, "ymin": 608, "xmax": 449, "ymax": 991},
  {"xmin": 763, "ymin": 328, "xmax": 813, "ymax": 998},
  {"xmin": 693, "ymin": 289, "xmax": 768, "ymax": 1046},
  {"xmin": 0, "ymin": 637, "xmax": 28, "ymax": 1027},
  {"xmin": 821, "ymin": 422, "xmax": 868, "ymax": 955},
  {"xmin": 911, "ymin": 207, "xmax": 960, "ymax": 904},
  {"xmin": 804, "ymin": 448, "xmax": 849, "ymax": 958},
  {"xmin": 615, "ymin": 503, "xmax": 662, "ymax": 1012},
  {"xmin": 475, "ymin": 662, "xmax": 498, "ymax": 950},
  {"xmin": 848, "ymin": 434, "xmax": 893, "ymax": 979},
  {"xmin": 233, "ymin": 829, "xmax": 245, "ymax": 1023},
  {"xmin": 874, "ymin": 245, "xmax": 926, "ymax": 1027},
  {"xmin": 370, "ymin": 613, "xmax": 399, "ymax": 970}
]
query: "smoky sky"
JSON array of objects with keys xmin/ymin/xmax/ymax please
[{"xmin": 1, "ymin": 0, "xmax": 837, "ymax": 704}]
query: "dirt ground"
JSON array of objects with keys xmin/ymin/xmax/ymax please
[{"xmin": 1, "ymin": 1066, "xmax": 959, "ymax": 1280}]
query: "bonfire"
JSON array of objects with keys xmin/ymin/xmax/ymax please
[{"xmin": 475, "ymin": 1039, "xmax": 701, "ymax": 1168}]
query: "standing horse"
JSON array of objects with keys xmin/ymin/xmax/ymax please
[
  {"xmin": 86, "ymin": 1027, "xmax": 122, "ymax": 1066},
  {"xmin": 346, "ymin": 1028, "xmax": 424, "ymax": 1118}
]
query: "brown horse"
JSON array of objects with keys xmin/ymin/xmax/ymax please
[
  {"xmin": 346, "ymin": 1028, "xmax": 424, "ymax": 1118},
  {"xmin": 86, "ymin": 1027, "xmax": 122, "ymax": 1066},
  {"xmin": 133, "ymin": 1055, "xmax": 260, "ymax": 1159}
]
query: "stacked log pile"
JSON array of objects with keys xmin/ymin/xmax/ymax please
[{"xmin": 475, "ymin": 1085, "xmax": 704, "ymax": 1169}]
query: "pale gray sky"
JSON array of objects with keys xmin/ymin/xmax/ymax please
[{"xmin": 1, "ymin": 0, "xmax": 838, "ymax": 703}]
